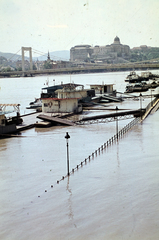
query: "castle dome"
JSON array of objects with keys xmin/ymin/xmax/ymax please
[{"xmin": 113, "ymin": 36, "xmax": 120, "ymax": 44}]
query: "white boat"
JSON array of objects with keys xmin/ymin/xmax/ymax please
[
  {"xmin": 125, "ymin": 83, "xmax": 149, "ymax": 93},
  {"xmin": 26, "ymin": 98, "xmax": 42, "ymax": 110}
]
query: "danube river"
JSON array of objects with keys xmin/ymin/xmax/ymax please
[{"xmin": 0, "ymin": 70, "xmax": 159, "ymax": 240}]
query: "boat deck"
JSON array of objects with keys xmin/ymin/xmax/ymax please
[
  {"xmin": 37, "ymin": 114, "xmax": 75, "ymax": 126},
  {"xmin": 16, "ymin": 112, "xmax": 75, "ymax": 132}
]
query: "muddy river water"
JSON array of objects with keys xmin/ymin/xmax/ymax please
[{"xmin": 0, "ymin": 70, "xmax": 159, "ymax": 239}]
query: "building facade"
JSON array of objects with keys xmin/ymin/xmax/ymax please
[
  {"xmin": 90, "ymin": 84, "xmax": 114, "ymax": 95},
  {"xmin": 70, "ymin": 37, "xmax": 130, "ymax": 62},
  {"xmin": 70, "ymin": 45, "xmax": 94, "ymax": 62}
]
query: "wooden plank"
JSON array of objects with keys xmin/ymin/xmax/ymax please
[
  {"xmin": 0, "ymin": 104, "xmax": 20, "ymax": 106},
  {"xmin": 37, "ymin": 114, "xmax": 75, "ymax": 126},
  {"xmin": 35, "ymin": 121, "xmax": 52, "ymax": 128}
]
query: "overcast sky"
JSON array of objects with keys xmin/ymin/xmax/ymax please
[{"xmin": 0, "ymin": 0, "xmax": 159, "ymax": 57}]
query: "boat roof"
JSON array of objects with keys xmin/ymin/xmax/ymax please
[
  {"xmin": 42, "ymin": 83, "xmax": 84, "ymax": 91},
  {"xmin": 42, "ymin": 97, "xmax": 79, "ymax": 100},
  {"xmin": 0, "ymin": 104, "xmax": 20, "ymax": 114},
  {"xmin": 90, "ymin": 84, "xmax": 114, "ymax": 86}
]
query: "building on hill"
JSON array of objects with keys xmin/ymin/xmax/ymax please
[
  {"xmin": 131, "ymin": 45, "xmax": 151, "ymax": 51},
  {"xmin": 70, "ymin": 37, "xmax": 130, "ymax": 63},
  {"xmin": 70, "ymin": 45, "xmax": 93, "ymax": 62},
  {"xmin": 110, "ymin": 36, "xmax": 130, "ymax": 56}
]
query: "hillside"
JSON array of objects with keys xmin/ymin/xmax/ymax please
[
  {"xmin": 0, "ymin": 51, "xmax": 21, "ymax": 61},
  {"xmin": 130, "ymin": 47, "xmax": 159, "ymax": 62},
  {"xmin": 0, "ymin": 50, "xmax": 70, "ymax": 62}
]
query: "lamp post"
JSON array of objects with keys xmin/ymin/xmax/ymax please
[
  {"xmin": 116, "ymin": 106, "xmax": 118, "ymax": 140},
  {"xmin": 139, "ymin": 93, "xmax": 143, "ymax": 120},
  {"xmin": 65, "ymin": 132, "xmax": 70, "ymax": 176},
  {"xmin": 151, "ymin": 89, "xmax": 154, "ymax": 107},
  {"xmin": 139, "ymin": 93, "xmax": 142, "ymax": 109}
]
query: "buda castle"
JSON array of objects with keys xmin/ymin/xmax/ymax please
[{"xmin": 70, "ymin": 36, "xmax": 130, "ymax": 63}]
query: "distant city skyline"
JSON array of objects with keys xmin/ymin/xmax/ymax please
[{"xmin": 1, "ymin": 0, "xmax": 159, "ymax": 57}]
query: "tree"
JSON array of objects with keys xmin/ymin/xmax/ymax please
[
  {"xmin": 1, "ymin": 67, "xmax": 12, "ymax": 72},
  {"xmin": 33, "ymin": 64, "xmax": 37, "ymax": 70},
  {"xmin": 16, "ymin": 67, "xmax": 22, "ymax": 71},
  {"xmin": 43, "ymin": 61, "xmax": 52, "ymax": 69},
  {"xmin": 130, "ymin": 47, "xmax": 159, "ymax": 62}
]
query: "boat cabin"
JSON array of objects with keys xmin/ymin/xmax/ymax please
[
  {"xmin": 90, "ymin": 84, "xmax": 114, "ymax": 95},
  {"xmin": 41, "ymin": 83, "xmax": 84, "ymax": 98},
  {"xmin": 0, "ymin": 113, "xmax": 17, "ymax": 134},
  {"xmin": 41, "ymin": 83, "xmax": 94, "ymax": 113},
  {"xmin": 42, "ymin": 98, "xmax": 81, "ymax": 113},
  {"xmin": 0, "ymin": 113, "xmax": 6, "ymax": 127}
]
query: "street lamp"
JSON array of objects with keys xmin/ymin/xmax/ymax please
[
  {"xmin": 65, "ymin": 132, "xmax": 70, "ymax": 176},
  {"xmin": 139, "ymin": 93, "xmax": 142, "ymax": 109},
  {"xmin": 151, "ymin": 89, "xmax": 154, "ymax": 107},
  {"xmin": 116, "ymin": 106, "xmax": 118, "ymax": 140},
  {"xmin": 139, "ymin": 93, "xmax": 143, "ymax": 120}
]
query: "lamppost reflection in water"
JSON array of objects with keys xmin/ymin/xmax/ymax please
[
  {"xmin": 66, "ymin": 177, "xmax": 74, "ymax": 221},
  {"xmin": 116, "ymin": 142, "xmax": 120, "ymax": 168}
]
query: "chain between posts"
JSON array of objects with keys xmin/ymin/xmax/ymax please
[
  {"xmin": 55, "ymin": 117, "xmax": 140, "ymax": 183},
  {"xmin": 40, "ymin": 117, "xmax": 140, "ymax": 196}
]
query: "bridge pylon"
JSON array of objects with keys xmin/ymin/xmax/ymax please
[{"xmin": 21, "ymin": 47, "xmax": 33, "ymax": 72}]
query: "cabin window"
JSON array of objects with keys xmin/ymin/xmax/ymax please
[
  {"xmin": 1, "ymin": 119, "xmax": 5, "ymax": 124},
  {"xmin": 44, "ymin": 103, "xmax": 48, "ymax": 107},
  {"xmin": 104, "ymin": 86, "xmax": 108, "ymax": 93}
]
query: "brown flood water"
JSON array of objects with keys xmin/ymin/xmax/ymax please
[{"xmin": 0, "ymin": 71, "xmax": 159, "ymax": 239}]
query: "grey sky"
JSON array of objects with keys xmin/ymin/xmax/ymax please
[{"xmin": 0, "ymin": 0, "xmax": 159, "ymax": 57}]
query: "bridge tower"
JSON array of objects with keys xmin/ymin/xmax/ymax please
[{"xmin": 21, "ymin": 47, "xmax": 33, "ymax": 71}]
